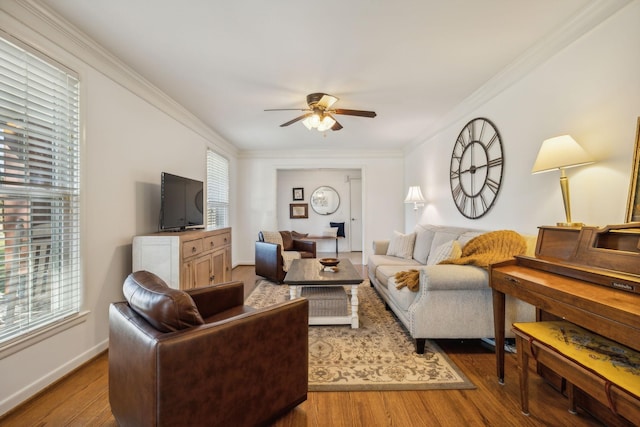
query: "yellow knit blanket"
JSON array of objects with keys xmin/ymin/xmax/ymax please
[
  {"xmin": 394, "ymin": 269, "xmax": 420, "ymax": 291},
  {"xmin": 394, "ymin": 230, "xmax": 526, "ymax": 292},
  {"xmin": 439, "ymin": 230, "xmax": 526, "ymax": 269}
]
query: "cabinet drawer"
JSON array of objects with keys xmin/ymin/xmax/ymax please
[
  {"xmin": 182, "ymin": 238, "xmax": 204, "ymax": 259},
  {"xmin": 204, "ymin": 233, "xmax": 230, "ymax": 250}
]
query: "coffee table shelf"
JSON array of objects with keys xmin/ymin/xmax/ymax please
[{"xmin": 284, "ymin": 258, "xmax": 363, "ymax": 328}]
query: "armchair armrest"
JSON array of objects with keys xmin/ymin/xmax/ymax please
[
  {"xmin": 292, "ymin": 239, "xmax": 316, "ymax": 256},
  {"xmin": 155, "ymin": 298, "xmax": 309, "ymax": 425},
  {"xmin": 255, "ymin": 240, "xmax": 284, "ymax": 280},
  {"xmin": 186, "ymin": 281, "xmax": 244, "ymax": 319},
  {"xmin": 372, "ymin": 240, "xmax": 390, "ymax": 255},
  {"xmin": 109, "ymin": 298, "xmax": 309, "ymax": 427}
]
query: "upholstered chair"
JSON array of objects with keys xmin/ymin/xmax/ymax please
[
  {"xmin": 109, "ymin": 271, "xmax": 309, "ymax": 427},
  {"xmin": 255, "ymin": 231, "xmax": 316, "ymax": 283}
]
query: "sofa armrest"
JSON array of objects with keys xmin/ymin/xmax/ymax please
[
  {"xmin": 419, "ymin": 265, "xmax": 489, "ymax": 291},
  {"xmin": 372, "ymin": 240, "xmax": 390, "ymax": 255},
  {"xmin": 186, "ymin": 281, "xmax": 244, "ymax": 319},
  {"xmin": 292, "ymin": 239, "xmax": 316, "ymax": 256}
]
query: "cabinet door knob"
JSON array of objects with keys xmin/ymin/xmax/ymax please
[{"xmin": 191, "ymin": 247, "xmax": 196, "ymax": 253}]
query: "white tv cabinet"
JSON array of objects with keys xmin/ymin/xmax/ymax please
[{"xmin": 132, "ymin": 227, "xmax": 231, "ymax": 290}]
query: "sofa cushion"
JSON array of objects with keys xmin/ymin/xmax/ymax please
[
  {"xmin": 279, "ymin": 230, "xmax": 294, "ymax": 250},
  {"xmin": 367, "ymin": 254, "xmax": 416, "ymax": 282},
  {"xmin": 123, "ymin": 271, "xmax": 204, "ymax": 332},
  {"xmin": 429, "ymin": 227, "xmax": 466, "ymax": 255},
  {"xmin": 387, "ymin": 276, "xmax": 420, "ymax": 310},
  {"xmin": 427, "ymin": 240, "xmax": 462, "ymax": 265},
  {"xmin": 412, "ymin": 224, "xmax": 438, "ymax": 264},
  {"xmin": 291, "ymin": 230, "xmax": 308, "ymax": 239},
  {"xmin": 386, "ymin": 231, "xmax": 416, "ymax": 259},
  {"xmin": 375, "ymin": 263, "xmax": 421, "ymax": 288}
]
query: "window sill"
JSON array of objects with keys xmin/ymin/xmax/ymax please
[{"xmin": 0, "ymin": 311, "xmax": 90, "ymax": 360}]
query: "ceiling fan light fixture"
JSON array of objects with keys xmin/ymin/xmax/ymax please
[
  {"xmin": 267, "ymin": 92, "xmax": 375, "ymax": 132},
  {"xmin": 317, "ymin": 115, "xmax": 336, "ymax": 132},
  {"xmin": 302, "ymin": 113, "xmax": 335, "ymax": 131},
  {"xmin": 302, "ymin": 113, "xmax": 320, "ymax": 130}
]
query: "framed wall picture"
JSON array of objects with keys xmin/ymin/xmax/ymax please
[
  {"xmin": 625, "ymin": 117, "xmax": 640, "ymax": 222},
  {"xmin": 290, "ymin": 203, "xmax": 308, "ymax": 219},
  {"xmin": 293, "ymin": 187, "xmax": 304, "ymax": 201}
]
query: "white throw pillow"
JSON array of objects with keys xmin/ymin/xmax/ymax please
[
  {"xmin": 427, "ymin": 240, "xmax": 462, "ymax": 265},
  {"xmin": 322, "ymin": 227, "xmax": 338, "ymax": 237},
  {"xmin": 386, "ymin": 231, "xmax": 416, "ymax": 259}
]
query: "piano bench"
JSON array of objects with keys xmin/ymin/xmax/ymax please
[{"xmin": 512, "ymin": 321, "xmax": 640, "ymax": 423}]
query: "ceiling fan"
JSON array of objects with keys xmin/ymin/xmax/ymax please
[{"xmin": 265, "ymin": 93, "xmax": 376, "ymax": 132}]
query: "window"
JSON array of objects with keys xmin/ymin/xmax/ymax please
[
  {"xmin": 206, "ymin": 150, "xmax": 229, "ymax": 228},
  {"xmin": 0, "ymin": 35, "xmax": 81, "ymax": 348}
]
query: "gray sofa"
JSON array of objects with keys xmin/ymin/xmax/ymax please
[{"xmin": 367, "ymin": 224, "xmax": 536, "ymax": 353}]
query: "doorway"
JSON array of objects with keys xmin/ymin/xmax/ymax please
[
  {"xmin": 276, "ymin": 168, "xmax": 363, "ymax": 255},
  {"xmin": 349, "ymin": 177, "xmax": 362, "ymax": 252}
]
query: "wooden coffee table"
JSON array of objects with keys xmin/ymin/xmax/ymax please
[{"xmin": 284, "ymin": 258, "xmax": 363, "ymax": 328}]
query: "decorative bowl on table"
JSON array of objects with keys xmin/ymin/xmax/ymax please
[{"xmin": 319, "ymin": 257, "xmax": 340, "ymax": 267}]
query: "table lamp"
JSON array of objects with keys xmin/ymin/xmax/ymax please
[{"xmin": 531, "ymin": 135, "xmax": 594, "ymax": 227}]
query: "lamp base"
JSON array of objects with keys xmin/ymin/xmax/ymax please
[{"xmin": 556, "ymin": 221, "xmax": 584, "ymax": 228}]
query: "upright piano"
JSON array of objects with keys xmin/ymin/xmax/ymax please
[{"xmin": 490, "ymin": 224, "xmax": 640, "ymax": 422}]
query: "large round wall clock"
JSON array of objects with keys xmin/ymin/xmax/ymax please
[{"xmin": 449, "ymin": 117, "xmax": 504, "ymax": 219}]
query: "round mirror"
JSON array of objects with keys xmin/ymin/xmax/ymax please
[{"xmin": 310, "ymin": 186, "xmax": 340, "ymax": 215}]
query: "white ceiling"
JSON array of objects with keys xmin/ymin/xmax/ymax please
[{"xmin": 39, "ymin": 0, "xmax": 622, "ymax": 153}]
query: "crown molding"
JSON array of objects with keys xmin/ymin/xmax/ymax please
[
  {"xmin": 5, "ymin": 0, "xmax": 237, "ymax": 157},
  {"xmin": 403, "ymin": 0, "xmax": 633, "ymax": 155},
  {"xmin": 237, "ymin": 149, "xmax": 403, "ymax": 160}
]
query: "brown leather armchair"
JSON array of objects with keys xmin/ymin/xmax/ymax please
[
  {"xmin": 109, "ymin": 271, "xmax": 308, "ymax": 427},
  {"xmin": 255, "ymin": 231, "xmax": 316, "ymax": 283}
]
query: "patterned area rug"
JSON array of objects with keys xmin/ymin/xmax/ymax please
[{"xmin": 247, "ymin": 280, "xmax": 475, "ymax": 391}]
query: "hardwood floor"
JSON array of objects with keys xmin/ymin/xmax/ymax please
[{"xmin": 0, "ymin": 257, "xmax": 606, "ymax": 426}]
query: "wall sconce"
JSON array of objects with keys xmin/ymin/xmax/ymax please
[
  {"xmin": 404, "ymin": 186, "xmax": 426, "ymax": 210},
  {"xmin": 531, "ymin": 135, "xmax": 594, "ymax": 227}
]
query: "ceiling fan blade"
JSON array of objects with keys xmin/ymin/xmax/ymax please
[
  {"xmin": 265, "ymin": 108, "xmax": 310, "ymax": 112},
  {"xmin": 333, "ymin": 108, "xmax": 377, "ymax": 118},
  {"xmin": 325, "ymin": 113, "xmax": 342, "ymax": 131},
  {"xmin": 306, "ymin": 92, "xmax": 338, "ymax": 109},
  {"xmin": 318, "ymin": 94, "xmax": 338, "ymax": 109},
  {"xmin": 280, "ymin": 113, "xmax": 310, "ymax": 127}
]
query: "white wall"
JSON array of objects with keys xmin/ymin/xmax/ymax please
[
  {"xmin": 236, "ymin": 152, "xmax": 404, "ymax": 265},
  {"xmin": 277, "ymin": 169, "xmax": 360, "ymax": 253},
  {"xmin": 404, "ymin": 1, "xmax": 640, "ymax": 236},
  {"xmin": 0, "ymin": 2, "xmax": 237, "ymax": 415},
  {"xmin": 3, "ymin": 0, "xmax": 639, "ymax": 417}
]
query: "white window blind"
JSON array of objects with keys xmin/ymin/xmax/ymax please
[
  {"xmin": 0, "ymin": 35, "xmax": 81, "ymax": 346},
  {"xmin": 206, "ymin": 150, "xmax": 229, "ymax": 228}
]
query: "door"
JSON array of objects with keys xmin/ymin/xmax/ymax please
[
  {"xmin": 349, "ymin": 178, "xmax": 363, "ymax": 251},
  {"xmin": 193, "ymin": 254, "xmax": 214, "ymax": 287}
]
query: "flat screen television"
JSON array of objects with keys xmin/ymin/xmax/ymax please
[{"xmin": 160, "ymin": 172, "xmax": 204, "ymax": 231}]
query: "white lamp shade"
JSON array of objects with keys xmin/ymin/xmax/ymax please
[
  {"xmin": 531, "ymin": 135, "xmax": 594, "ymax": 174},
  {"xmin": 404, "ymin": 186, "xmax": 425, "ymax": 203}
]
